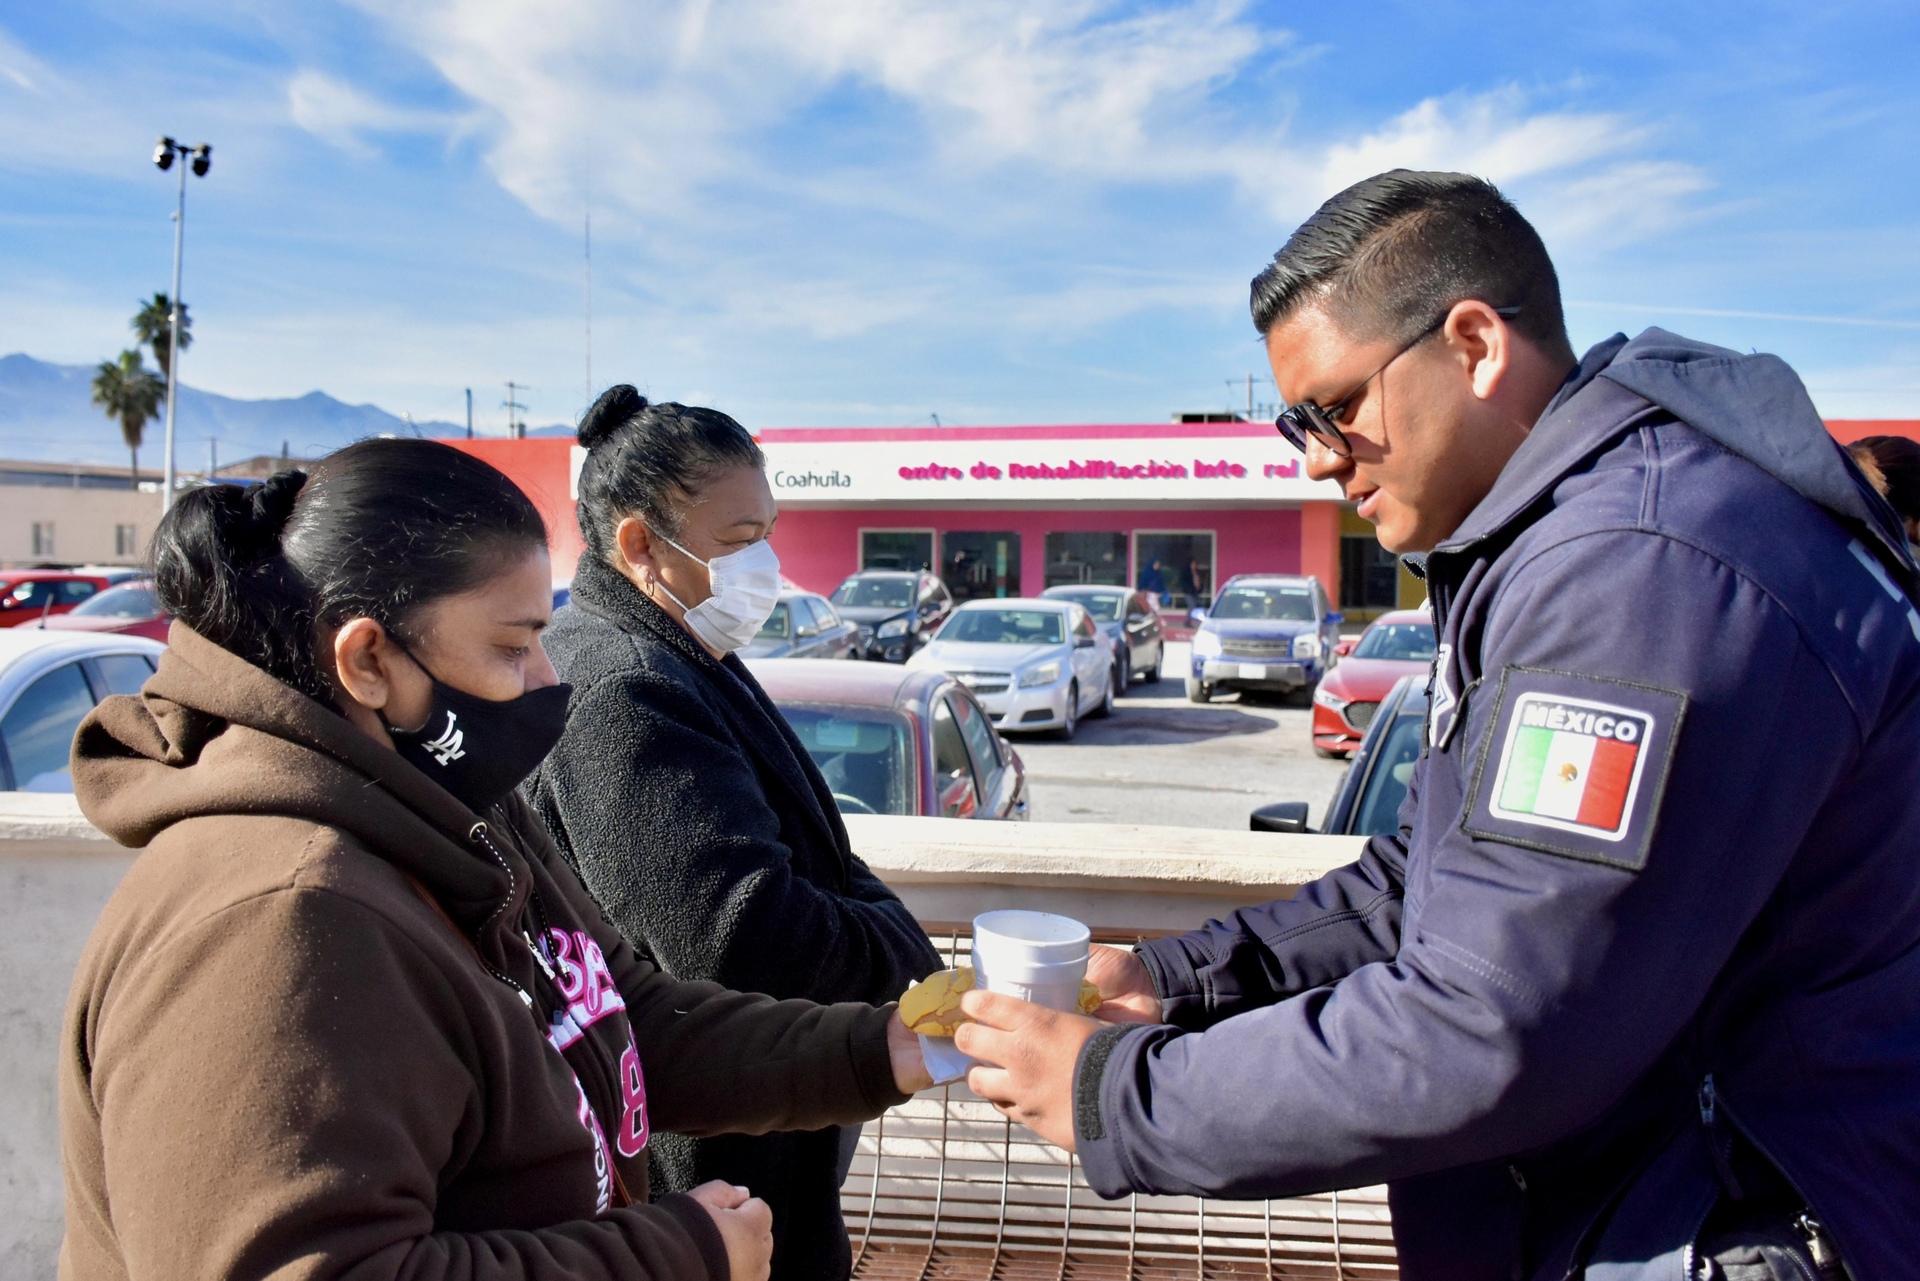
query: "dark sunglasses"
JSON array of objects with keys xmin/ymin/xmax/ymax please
[{"xmin": 1274, "ymin": 306, "xmax": 1523, "ymax": 458}]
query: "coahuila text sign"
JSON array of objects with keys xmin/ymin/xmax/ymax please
[{"xmin": 751, "ymin": 435, "xmax": 1342, "ymax": 504}]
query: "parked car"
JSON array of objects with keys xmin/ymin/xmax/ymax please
[
  {"xmin": 1309, "ymin": 608, "xmax": 1435, "ymax": 758},
  {"xmin": 740, "ymin": 589, "xmax": 862, "ymax": 659},
  {"xmin": 0, "ymin": 571, "xmax": 114, "ymax": 628},
  {"xmin": 1039, "ymin": 584, "xmax": 1165, "ymax": 689},
  {"xmin": 1251, "ymin": 674, "xmax": 1427, "ymax": 838},
  {"xmin": 908, "ymin": 597, "xmax": 1114, "ymax": 739},
  {"xmin": 829, "ymin": 570, "xmax": 954, "ymax": 662},
  {"xmin": 747, "ymin": 659, "xmax": 1027, "ymax": 820},
  {"xmin": 71, "ymin": 567, "xmax": 149, "ymax": 586},
  {"xmin": 0, "ymin": 629, "xmax": 168, "ymax": 791},
  {"xmin": 1185, "ymin": 574, "xmax": 1341, "ymax": 704},
  {"xmin": 19, "ymin": 578, "xmax": 171, "ymax": 642}
]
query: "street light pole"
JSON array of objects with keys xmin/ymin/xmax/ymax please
[
  {"xmin": 152, "ymin": 136, "xmax": 211, "ymax": 513},
  {"xmin": 162, "ymin": 159, "xmax": 185, "ymax": 512}
]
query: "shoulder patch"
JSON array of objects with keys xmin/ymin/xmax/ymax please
[{"xmin": 1461, "ymin": 665, "xmax": 1687, "ymax": 870}]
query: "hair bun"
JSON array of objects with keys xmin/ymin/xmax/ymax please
[
  {"xmin": 578, "ymin": 385, "xmax": 648, "ymax": 450},
  {"xmin": 247, "ymin": 469, "xmax": 308, "ymax": 541}
]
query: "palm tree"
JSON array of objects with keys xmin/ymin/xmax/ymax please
[
  {"xmin": 132, "ymin": 293, "xmax": 191, "ymax": 380},
  {"xmin": 91, "ymin": 350, "xmax": 165, "ymax": 489}
]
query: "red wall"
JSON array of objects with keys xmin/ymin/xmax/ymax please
[
  {"xmin": 448, "ymin": 438, "xmax": 586, "ymax": 580},
  {"xmin": 767, "ymin": 506, "xmax": 1308, "ymax": 598},
  {"xmin": 1827, "ymin": 420, "xmax": 1920, "ymax": 445}
]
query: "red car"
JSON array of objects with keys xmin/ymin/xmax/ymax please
[
  {"xmin": 746, "ymin": 658, "xmax": 1027, "ymax": 819},
  {"xmin": 19, "ymin": 579, "xmax": 171, "ymax": 643},
  {"xmin": 1310, "ymin": 608, "xmax": 1435, "ymax": 758},
  {"xmin": 0, "ymin": 571, "xmax": 115, "ymax": 628}
]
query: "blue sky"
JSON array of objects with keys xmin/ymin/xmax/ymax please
[{"xmin": 2, "ymin": 1, "xmax": 1917, "ymax": 435}]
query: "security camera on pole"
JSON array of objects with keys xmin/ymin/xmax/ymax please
[{"xmin": 152, "ymin": 136, "xmax": 212, "ymax": 512}]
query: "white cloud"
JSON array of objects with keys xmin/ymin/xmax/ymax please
[
  {"xmin": 286, "ymin": 69, "xmax": 478, "ymax": 155},
  {"xmin": 346, "ymin": 0, "xmax": 1704, "ymax": 254}
]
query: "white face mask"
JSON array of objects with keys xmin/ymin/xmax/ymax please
[{"xmin": 653, "ymin": 535, "xmax": 783, "ymax": 653}]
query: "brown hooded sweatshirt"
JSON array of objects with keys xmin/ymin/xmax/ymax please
[{"xmin": 58, "ymin": 624, "xmax": 908, "ymax": 1281}]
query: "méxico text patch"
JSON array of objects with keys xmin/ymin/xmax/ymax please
[{"xmin": 1463, "ymin": 667, "xmax": 1686, "ymax": 870}]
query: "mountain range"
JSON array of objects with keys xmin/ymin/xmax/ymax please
[{"xmin": 0, "ymin": 353, "xmax": 567, "ymax": 468}]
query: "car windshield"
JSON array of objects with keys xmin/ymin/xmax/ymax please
[
  {"xmin": 1352, "ymin": 621, "xmax": 1435, "ymax": 661},
  {"xmin": 1354, "ymin": 712, "xmax": 1426, "ymax": 836},
  {"xmin": 1049, "ymin": 591, "xmax": 1123, "ymax": 621},
  {"xmin": 757, "ymin": 601, "xmax": 791, "ymax": 640},
  {"xmin": 832, "ymin": 578, "xmax": 914, "ymax": 609},
  {"xmin": 1210, "ymin": 585, "xmax": 1317, "ymax": 621},
  {"xmin": 71, "ymin": 583, "xmax": 159, "ymax": 619},
  {"xmin": 776, "ymin": 706, "xmax": 914, "ymax": 815},
  {"xmin": 938, "ymin": 609, "xmax": 1066, "ymax": 645}
]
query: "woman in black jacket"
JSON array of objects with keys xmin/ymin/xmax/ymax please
[{"xmin": 528, "ymin": 387, "xmax": 941, "ymax": 1281}]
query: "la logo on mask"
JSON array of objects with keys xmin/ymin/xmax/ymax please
[{"xmin": 422, "ymin": 711, "xmax": 466, "ymax": 765}]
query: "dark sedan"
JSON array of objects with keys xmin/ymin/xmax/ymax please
[
  {"xmin": 1250, "ymin": 674, "xmax": 1427, "ymax": 837},
  {"xmin": 829, "ymin": 570, "xmax": 954, "ymax": 662},
  {"xmin": 747, "ymin": 659, "xmax": 1027, "ymax": 820},
  {"xmin": 1039, "ymin": 585, "xmax": 1165, "ymax": 689},
  {"xmin": 739, "ymin": 590, "xmax": 862, "ymax": 660}
]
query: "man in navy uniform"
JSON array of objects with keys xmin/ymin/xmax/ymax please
[{"xmin": 958, "ymin": 171, "xmax": 1920, "ymax": 1278}]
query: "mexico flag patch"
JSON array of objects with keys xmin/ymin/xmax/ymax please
[
  {"xmin": 1464, "ymin": 667, "xmax": 1686, "ymax": 870},
  {"xmin": 1491, "ymin": 695, "xmax": 1650, "ymax": 839}
]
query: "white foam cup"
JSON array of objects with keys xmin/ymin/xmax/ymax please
[{"xmin": 971, "ymin": 910, "xmax": 1091, "ymax": 1012}]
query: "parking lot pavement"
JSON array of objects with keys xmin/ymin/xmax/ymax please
[{"xmin": 1006, "ymin": 643, "xmax": 1352, "ymax": 831}]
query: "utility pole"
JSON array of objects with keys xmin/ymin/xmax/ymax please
[
  {"xmin": 503, "ymin": 382, "xmax": 528, "ymax": 439},
  {"xmin": 152, "ymin": 136, "xmax": 212, "ymax": 512},
  {"xmin": 465, "ymin": 388, "xmax": 474, "ymax": 439}
]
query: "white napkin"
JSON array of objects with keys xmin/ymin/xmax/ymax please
[{"xmin": 918, "ymin": 1034, "xmax": 976, "ymax": 1086}]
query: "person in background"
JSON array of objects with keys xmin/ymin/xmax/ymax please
[
  {"xmin": 1137, "ymin": 557, "xmax": 1169, "ymax": 603},
  {"xmin": 1849, "ymin": 434, "xmax": 1920, "ymax": 547},
  {"xmin": 62, "ymin": 438, "xmax": 931, "ymax": 1281},
  {"xmin": 528, "ymin": 388, "xmax": 942, "ymax": 1281}
]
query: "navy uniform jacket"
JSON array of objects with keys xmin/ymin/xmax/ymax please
[{"xmin": 1072, "ymin": 330, "xmax": 1920, "ymax": 1279}]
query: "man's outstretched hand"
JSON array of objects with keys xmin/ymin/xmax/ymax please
[
  {"xmin": 1086, "ymin": 944, "xmax": 1162, "ymax": 1024},
  {"xmin": 956, "ymin": 989, "xmax": 1103, "ymax": 1151}
]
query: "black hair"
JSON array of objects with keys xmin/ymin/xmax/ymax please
[
  {"xmin": 1850, "ymin": 435, "xmax": 1920, "ymax": 524},
  {"xmin": 1250, "ymin": 169, "xmax": 1572, "ymax": 360},
  {"xmin": 151, "ymin": 437, "xmax": 548, "ymax": 703},
  {"xmin": 573, "ymin": 385, "xmax": 764, "ymax": 558}
]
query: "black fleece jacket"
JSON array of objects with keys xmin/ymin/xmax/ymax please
[{"xmin": 528, "ymin": 553, "xmax": 940, "ymax": 1281}]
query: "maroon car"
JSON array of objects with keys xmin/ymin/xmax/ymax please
[
  {"xmin": 19, "ymin": 579, "xmax": 170, "ymax": 643},
  {"xmin": 746, "ymin": 659, "xmax": 1027, "ymax": 820}
]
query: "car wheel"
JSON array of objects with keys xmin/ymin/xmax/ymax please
[
  {"xmin": 1140, "ymin": 644, "xmax": 1162, "ymax": 683},
  {"xmin": 1054, "ymin": 683, "xmax": 1080, "ymax": 740},
  {"xmin": 1093, "ymin": 669, "xmax": 1116, "ymax": 718},
  {"xmin": 1185, "ymin": 677, "xmax": 1211, "ymax": 704},
  {"xmin": 1114, "ymin": 661, "xmax": 1129, "ymax": 694}
]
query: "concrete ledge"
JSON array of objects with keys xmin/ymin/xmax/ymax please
[{"xmin": 0, "ymin": 792, "xmax": 116, "ymax": 850}]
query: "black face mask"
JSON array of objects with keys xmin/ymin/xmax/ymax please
[{"xmin": 384, "ymin": 659, "xmax": 573, "ymax": 815}]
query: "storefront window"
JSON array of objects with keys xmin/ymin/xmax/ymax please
[
  {"xmin": 862, "ymin": 529, "xmax": 933, "ymax": 571},
  {"xmin": 941, "ymin": 531, "xmax": 1020, "ymax": 602},
  {"xmin": 1132, "ymin": 532, "xmax": 1213, "ymax": 610},
  {"xmin": 1340, "ymin": 535, "xmax": 1400, "ymax": 609},
  {"xmin": 1043, "ymin": 532, "xmax": 1128, "ymax": 588}
]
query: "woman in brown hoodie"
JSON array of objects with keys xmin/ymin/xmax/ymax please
[{"xmin": 59, "ymin": 439, "xmax": 930, "ymax": 1281}]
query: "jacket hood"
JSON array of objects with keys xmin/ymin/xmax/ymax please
[
  {"xmin": 73, "ymin": 622, "xmax": 519, "ymax": 934},
  {"xmin": 1442, "ymin": 328, "xmax": 1917, "ymax": 594}
]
